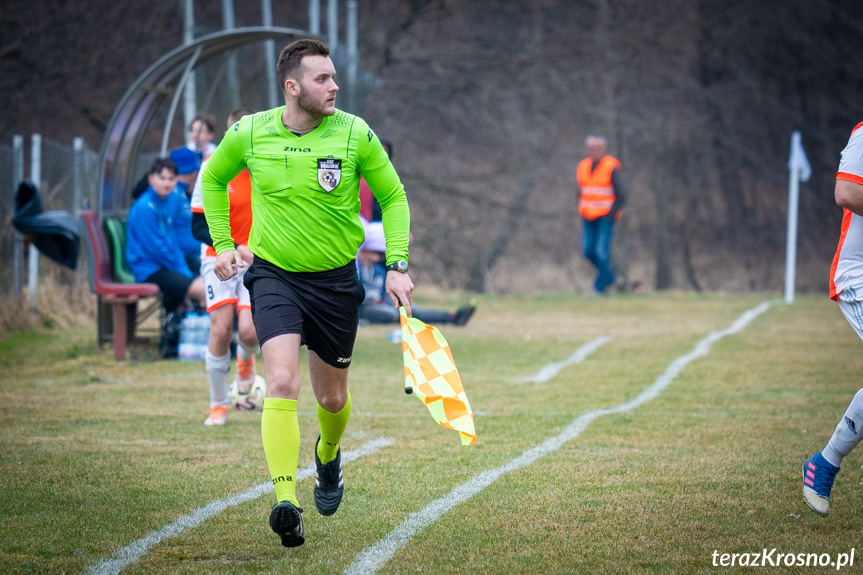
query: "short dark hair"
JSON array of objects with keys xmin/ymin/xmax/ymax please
[
  {"xmin": 227, "ymin": 107, "xmax": 254, "ymax": 127},
  {"xmin": 149, "ymin": 157, "xmax": 177, "ymax": 176},
  {"xmin": 277, "ymin": 39, "xmax": 330, "ymax": 92},
  {"xmin": 191, "ymin": 114, "xmax": 216, "ymax": 134}
]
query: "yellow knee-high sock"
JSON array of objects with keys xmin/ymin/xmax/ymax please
[
  {"xmin": 262, "ymin": 398, "xmax": 300, "ymax": 505},
  {"xmin": 316, "ymin": 391, "xmax": 351, "ymax": 464}
]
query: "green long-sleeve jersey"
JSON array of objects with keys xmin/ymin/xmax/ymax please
[{"xmin": 200, "ymin": 106, "xmax": 410, "ymax": 272}]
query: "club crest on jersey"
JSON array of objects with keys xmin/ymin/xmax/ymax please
[{"xmin": 317, "ymin": 158, "xmax": 342, "ymax": 192}]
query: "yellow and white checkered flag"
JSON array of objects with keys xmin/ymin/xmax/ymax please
[{"xmin": 399, "ymin": 306, "xmax": 476, "ymax": 445}]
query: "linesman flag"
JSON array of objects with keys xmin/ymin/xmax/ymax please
[{"xmin": 399, "ymin": 306, "xmax": 477, "ymax": 445}]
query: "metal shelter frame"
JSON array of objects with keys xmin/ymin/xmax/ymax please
[{"xmin": 97, "ymin": 26, "xmax": 306, "ymax": 218}]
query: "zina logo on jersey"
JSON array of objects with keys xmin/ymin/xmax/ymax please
[{"xmin": 317, "ymin": 157, "xmax": 342, "ymax": 192}]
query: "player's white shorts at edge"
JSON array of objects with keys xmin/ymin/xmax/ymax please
[
  {"xmin": 201, "ymin": 257, "xmax": 251, "ymax": 313},
  {"xmin": 838, "ymin": 285, "xmax": 863, "ymax": 342}
]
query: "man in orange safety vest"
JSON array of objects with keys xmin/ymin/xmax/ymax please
[{"xmin": 576, "ymin": 135, "xmax": 627, "ymax": 294}]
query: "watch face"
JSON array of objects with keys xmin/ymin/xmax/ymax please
[{"xmin": 389, "ymin": 260, "xmax": 408, "ymax": 272}]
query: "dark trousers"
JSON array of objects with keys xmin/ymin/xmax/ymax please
[{"xmin": 582, "ymin": 217, "xmax": 616, "ymax": 292}]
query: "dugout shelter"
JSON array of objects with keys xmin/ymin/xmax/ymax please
[{"xmin": 97, "ymin": 26, "xmax": 305, "ymax": 219}]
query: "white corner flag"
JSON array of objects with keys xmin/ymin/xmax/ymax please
[
  {"xmin": 785, "ymin": 130, "xmax": 811, "ymax": 304},
  {"xmin": 788, "ymin": 130, "xmax": 812, "ymax": 182}
]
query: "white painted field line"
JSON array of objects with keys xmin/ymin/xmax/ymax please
[
  {"xmin": 86, "ymin": 436, "xmax": 393, "ymax": 575},
  {"xmin": 523, "ymin": 335, "xmax": 613, "ymax": 383},
  {"xmin": 344, "ymin": 301, "xmax": 772, "ymax": 575}
]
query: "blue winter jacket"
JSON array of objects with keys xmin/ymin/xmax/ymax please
[{"xmin": 126, "ymin": 187, "xmax": 193, "ymax": 282}]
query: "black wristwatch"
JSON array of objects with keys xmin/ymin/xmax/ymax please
[{"xmin": 386, "ymin": 260, "xmax": 409, "ymax": 273}]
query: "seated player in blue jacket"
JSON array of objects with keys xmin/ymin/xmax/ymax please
[{"xmin": 127, "ymin": 157, "xmax": 206, "ymax": 312}]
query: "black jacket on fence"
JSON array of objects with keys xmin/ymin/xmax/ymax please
[{"xmin": 12, "ymin": 181, "xmax": 80, "ymax": 270}]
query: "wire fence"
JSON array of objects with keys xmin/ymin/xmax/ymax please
[{"xmin": 1, "ymin": 135, "xmax": 101, "ymax": 299}]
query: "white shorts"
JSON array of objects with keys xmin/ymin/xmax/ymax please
[
  {"xmin": 201, "ymin": 257, "xmax": 251, "ymax": 313},
  {"xmin": 838, "ymin": 285, "xmax": 863, "ymax": 342}
]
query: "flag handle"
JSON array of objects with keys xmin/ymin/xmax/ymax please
[{"xmin": 399, "ymin": 305, "xmax": 414, "ymax": 394}]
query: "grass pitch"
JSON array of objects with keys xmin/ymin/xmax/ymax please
[{"xmin": 0, "ymin": 292, "xmax": 860, "ymax": 574}]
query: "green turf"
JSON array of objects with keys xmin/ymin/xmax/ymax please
[{"xmin": 0, "ymin": 292, "xmax": 859, "ymax": 573}]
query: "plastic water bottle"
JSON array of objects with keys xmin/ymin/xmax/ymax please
[{"xmin": 178, "ymin": 311, "xmax": 211, "ymax": 361}]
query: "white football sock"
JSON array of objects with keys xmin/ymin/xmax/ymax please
[
  {"xmin": 206, "ymin": 350, "xmax": 232, "ymax": 407},
  {"xmin": 822, "ymin": 387, "xmax": 863, "ymax": 467}
]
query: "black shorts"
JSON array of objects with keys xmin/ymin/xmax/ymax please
[
  {"xmin": 146, "ymin": 268, "xmax": 195, "ymax": 312},
  {"xmin": 245, "ymin": 257, "xmax": 365, "ymax": 369}
]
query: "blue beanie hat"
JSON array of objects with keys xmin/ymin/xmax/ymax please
[{"xmin": 169, "ymin": 147, "xmax": 201, "ymax": 175}]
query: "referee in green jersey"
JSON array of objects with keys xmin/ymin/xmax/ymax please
[{"xmin": 201, "ymin": 39, "xmax": 413, "ymax": 547}]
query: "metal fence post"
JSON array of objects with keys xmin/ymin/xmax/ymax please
[
  {"xmin": 73, "ymin": 137, "xmax": 84, "ymax": 215},
  {"xmin": 181, "ymin": 0, "xmax": 197, "ymax": 131},
  {"xmin": 262, "ymin": 0, "xmax": 279, "ymax": 109},
  {"xmin": 346, "ymin": 0, "xmax": 357, "ymax": 113},
  {"xmin": 29, "ymin": 134, "xmax": 41, "ymax": 319},
  {"xmin": 309, "ymin": 0, "xmax": 321, "ymax": 34},
  {"xmin": 12, "ymin": 135, "xmax": 24, "ymax": 295},
  {"xmin": 327, "ymin": 0, "xmax": 339, "ymax": 54},
  {"xmin": 221, "ymin": 0, "xmax": 241, "ymax": 110}
]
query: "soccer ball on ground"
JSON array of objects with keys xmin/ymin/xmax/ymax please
[{"xmin": 228, "ymin": 374, "xmax": 267, "ymax": 411}]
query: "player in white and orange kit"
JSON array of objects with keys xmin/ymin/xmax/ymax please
[
  {"xmin": 803, "ymin": 122, "xmax": 863, "ymax": 515},
  {"xmin": 191, "ymin": 108, "xmax": 258, "ymax": 426}
]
